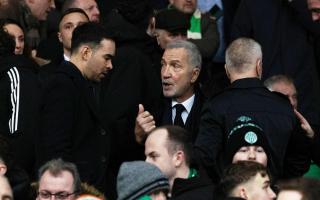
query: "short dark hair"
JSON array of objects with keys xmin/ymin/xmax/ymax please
[
  {"xmin": 278, "ymin": 177, "xmax": 320, "ymax": 200},
  {"xmin": 0, "ymin": 28, "xmax": 15, "ymax": 58},
  {"xmin": 59, "ymin": 8, "xmax": 89, "ymax": 24},
  {"xmin": 71, "ymin": 22, "xmax": 115, "ymax": 54},
  {"xmin": 217, "ymin": 161, "xmax": 268, "ymax": 198},
  {"xmin": 0, "ymin": 135, "xmax": 13, "ymax": 168},
  {"xmin": 159, "ymin": 125, "xmax": 193, "ymax": 166},
  {"xmin": 38, "ymin": 158, "xmax": 82, "ymax": 193}
]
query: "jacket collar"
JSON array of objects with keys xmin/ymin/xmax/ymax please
[{"xmin": 229, "ymin": 78, "xmax": 264, "ymax": 89}]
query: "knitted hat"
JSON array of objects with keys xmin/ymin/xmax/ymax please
[
  {"xmin": 117, "ymin": 161, "xmax": 169, "ymax": 200},
  {"xmin": 155, "ymin": 9, "xmax": 191, "ymax": 35},
  {"xmin": 225, "ymin": 116, "xmax": 271, "ymax": 164}
]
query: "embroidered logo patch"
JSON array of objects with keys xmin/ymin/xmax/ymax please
[{"xmin": 244, "ymin": 131, "xmax": 258, "ymax": 144}]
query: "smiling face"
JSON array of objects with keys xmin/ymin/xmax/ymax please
[
  {"xmin": 85, "ymin": 39, "xmax": 115, "ymax": 82},
  {"xmin": 169, "ymin": 0, "xmax": 197, "ymax": 14},
  {"xmin": 308, "ymin": 0, "xmax": 320, "ymax": 21},
  {"xmin": 161, "ymin": 48, "xmax": 199, "ymax": 103},
  {"xmin": 26, "ymin": 0, "xmax": 55, "ymax": 21},
  {"xmin": 3, "ymin": 24, "xmax": 24, "ymax": 55}
]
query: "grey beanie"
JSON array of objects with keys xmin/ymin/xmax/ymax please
[{"xmin": 117, "ymin": 161, "xmax": 169, "ymax": 200}]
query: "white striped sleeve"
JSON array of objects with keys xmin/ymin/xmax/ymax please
[{"xmin": 7, "ymin": 67, "xmax": 20, "ymax": 134}]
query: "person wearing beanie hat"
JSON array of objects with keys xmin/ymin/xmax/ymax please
[
  {"xmin": 225, "ymin": 116, "xmax": 272, "ymax": 167},
  {"xmin": 116, "ymin": 161, "xmax": 169, "ymax": 200},
  {"xmin": 153, "ymin": 8, "xmax": 191, "ymax": 49}
]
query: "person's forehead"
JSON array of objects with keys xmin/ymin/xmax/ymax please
[
  {"xmin": 39, "ymin": 170, "xmax": 74, "ymax": 191},
  {"xmin": 163, "ymin": 48, "xmax": 188, "ymax": 60},
  {"xmin": 60, "ymin": 12, "xmax": 88, "ymax": 24}
]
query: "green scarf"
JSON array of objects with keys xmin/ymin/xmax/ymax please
[
  {"xmin": 187, "ymin": 9, "xmax": 202, "ymax": 39},
  {"xmin": 138, "ymin": 195, "xmax": 152, "ymax": 200}
]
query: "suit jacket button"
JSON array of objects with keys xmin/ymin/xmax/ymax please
[
  {"xmin": 101, "ymin": 156, "xmax": 106, "ymax": 163},
  {"xmin": 101, "ymin": 129, "xmax": 106, "ymax": 136}
]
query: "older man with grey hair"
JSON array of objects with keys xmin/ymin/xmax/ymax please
[
  {"xmin": 135, "ymin": 40, "xmax": 206, "ymax": 144},
  {"xmin": 195, "ymin": 37, "xmax": 311, "ymax": 183}
]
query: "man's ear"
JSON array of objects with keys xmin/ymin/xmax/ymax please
[
  {"xmin": 224, "ymin": 64, "xmax": 230, "ymax": 79},
  {"xmin": 57, "ymin": 32, "xmax": 62, "ymax": 43},
  {"xmin": 0, "ymin": 163, "xmax": 7, "ymax": 175},
  {"xmin": 80, "ymin": 46, "xmax": 92, "ymax": 61},
  {"xmin": 190, "ymin": 67, "xmax": 200, "ymax": 83},
  {"xmin": 173, "ymin": 150, "xmax": 185, "ymax": 167},
  {"xmin": 256, "ymin": 58, "xmax": 263, "ymax": 78},
  {"xmin": 240, "ymin": 187, "xmax": 248, "ymax": 199}
]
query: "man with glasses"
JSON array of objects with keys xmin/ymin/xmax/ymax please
[{"xmin": 37, "ymin": 159, "xmax": 81, "ymax": 200}]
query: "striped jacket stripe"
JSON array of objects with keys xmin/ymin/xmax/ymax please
[{"xmin": 7, "ymin": 67, "xmax": 20, "ymax": 134}]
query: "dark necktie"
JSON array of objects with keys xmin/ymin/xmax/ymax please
[{"xmin": 174, "ymin": 104, "xmax": 185, "ymax": 127}]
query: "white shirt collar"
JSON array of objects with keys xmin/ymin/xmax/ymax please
[
  {"xmin": 63, "ymin": 54, "xmax": 70, "ymax": 61},
  {"xmin": 172, "ymin": 94, "xmax": 195, "ymax": 114}
]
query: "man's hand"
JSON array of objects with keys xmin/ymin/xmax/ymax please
[
  {"xmin": 294, "ymin": 109, "xmax": 315, "ymax": 138},
  {"xmin": 134, "ymin": 104, "xmax": 156, "ymax": 144}
]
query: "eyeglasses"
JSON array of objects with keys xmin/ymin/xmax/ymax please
[{"xmin": 38, "ymin": 191, "xmax": 77, "ymax": 200}]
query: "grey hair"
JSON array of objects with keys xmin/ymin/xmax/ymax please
[
  {"xmin": 165, "ymin": 40, "xmax": 202, "ymax": 70},
  {"xmin": 264, "ymin": 74, "xmax": 294, "ymax": 91},
  {"xmin": 38, "ymin": 158, "xmax": 82, "ymax": 193},
  {"xmin": 225, "ymin": 37, "xmax": 262, "ymax": 73}
]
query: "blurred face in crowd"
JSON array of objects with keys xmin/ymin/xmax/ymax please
[
  {"xmin": 58, "ymin": 12, "xmax": 89, "ymax": 54},
  {"xmin": 37, "ymin": 170, "xmax": 76, "ymax": 200},
  {"xmin": 277, "ymin": 190, "xmax": 302, "ymax": 200},
  {"xmin": 3, "ymin": 24, "xmax": 24, "ymax": 55},
  {"xmin": 73, "ymin": 0, "xmax": 100, "ymax": 22},
  {"xmin": 154, "ymin": 29, "xmax": 187, "ymax": 49},
  {"xmin": 84, "ymin": 39, "xmax": 115, "ymax": 82},
  {"xmin": 161, "ymin": 47, "xmax": 200, "ymax": 103},
  {"xmin": 270, "ymin": 81, "xmax": 298, "ymax": 109},
  {"xmin": 26, "ymin": 0, "xmax": 55, "ymax": 21},
  {"xmin": 169, "ymin": 0, "xmax": 197, "ymax": 14},
  {"xmin": 241, "ymin": 173, "xmax": 276, "ymax": 200},
  {"xmin": 0, "ymin": 176, "xmax": 13, "ymax": 200},
  {"xmin": 145, "ymin": 129, "xmax": 177, "ymax": 183},
  {"xmin": 232, "ymin": 146, "xmax": 268, "ymax": 167},
  {"xmin": 307, "ymin": 0, "xmax": 320, "ymax": 21}
]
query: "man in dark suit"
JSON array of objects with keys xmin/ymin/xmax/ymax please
[
  {"xmin": 37, "ymin": 22, "xmax": 115, "ymax": 192},
  {"xmin": 194, "ymin": 38, "xmax": 311, "ymax": 183},
  {"xmin": 231, "ymin": 0, "xmax": 320, "ymax": 137},
  {"xmin": 135, "ymin": 40, "xmax": 206, "ymax": 144}
]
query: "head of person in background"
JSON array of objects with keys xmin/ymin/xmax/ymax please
[
  {"xmin": 0, "ymin": 175, "xmax": 13, "ymax": 200},
  {"xmin": 307, "ymin": 0, "xmax": 320, "ymax": 22},
  {"xmin": 225, "ymin": 116, "xmax": 273, "ymax": 168},
  {"xmin": 24, "ymin": 0, "xmax": 56, "ymax": 21},
  {"xmin": 117, "ymin": 161, "xmax": 170, "ymax": 200},
  {"xmin": 62, "ymin": 0, "xmax": 100, "ymax": 22},
  {"xmin": 264, "ymin": 75, "xmax": 298, "ymax": 109},
  {"xmin": 216, "ymin": 161, "xmax": 276, "ymax": 200},
  {"xmin": 264, "ymin": 75, "xmax": 314, "ymax": 138},
  {"xmin": 153, "ymin": 8, "xmax": 191, "ymax": 49},
  {"xmin": 161, "ymin": 40, "xmax": 201, "ymax": 103},
  {"xmin": 168, "ymin": 0, "xmax": 197, "ymax": 14},
  {"xmin": 36, "ymin": 158, "xmax": 81, "ymax": 200},
  {"xmin": 0, "ymin": 18, "xmax": 25, "ymax": 55},
  {"xmin": 145, "ymin": 126, "xmax": 193, "ymax": 190},
  {"xmin": 277, "ymin": 177, "xmax": 320, "ymax": 200},
  {"xmin": 225, "ymin": 38, "xmax": 263, "ymax": 83},
  {"xmin": 0, "ymin": 26, "xmax": 15, "ymax": 60},
  {"xmin": 58, "ymin": 8, "xmax": 89, "ymax": 61},
  {"xmin": 70, "ymin": 22, "xmax": 116, "ymax": 82}
]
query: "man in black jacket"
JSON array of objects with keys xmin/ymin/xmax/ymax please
[
  {"xmin": 145, "ymin": 126, "xmax": 214, "ymax": 200},
  {"xmin": 195, "ymin": 37, "xmax": 312, "ymax": 183},
  {"xmin": 135, "ymin": 40, "xmax": 205, "ymax": 144},
  {"xmin": 37, "ymin": 22, "xmax": 115, "ymax": 193}
]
